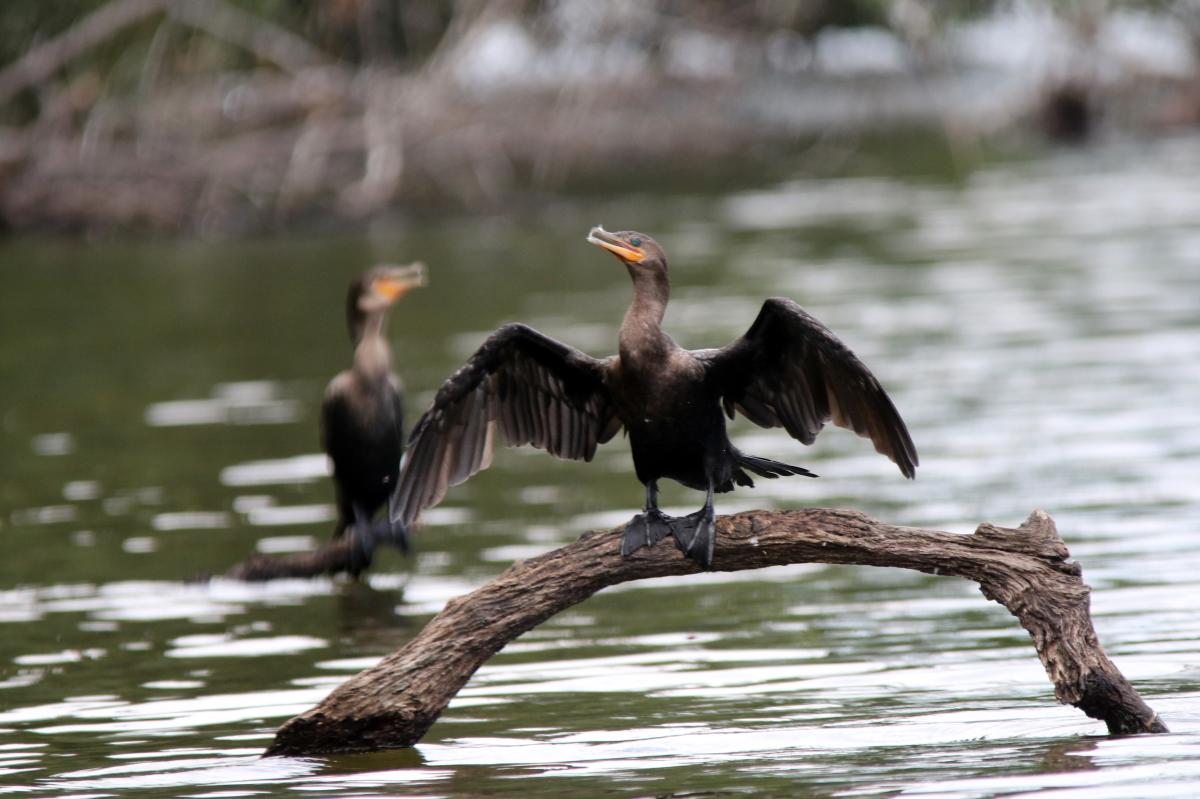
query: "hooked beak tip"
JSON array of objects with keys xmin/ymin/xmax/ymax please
[{"xmin": 585, "ymin": 225, "xmax": 608, "ymax": 246}]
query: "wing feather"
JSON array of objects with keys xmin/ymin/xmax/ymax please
[
  {"xmin": 390, "ymin": 323, "xmax": 619, "ymax": 527},
  {"xmin": 701, "ymin": 298, "xmax": 917, "ymax": 477}
]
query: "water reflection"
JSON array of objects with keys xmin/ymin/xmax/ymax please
[
  {"xmin": 145, "ymin": 382, "xmax": 300, "ymax": 427},
  {"xmin": 219, "ymin": 454, "xmax": 330, "ymax": 488},
  {"xmin": 1, "ymin": 135, "xmax": 1199, "ymax": 796}
]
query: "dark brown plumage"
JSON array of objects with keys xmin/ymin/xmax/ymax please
[
  {"xmin": 390, "ymin": 228, "xmax": 915, "ymax": 568},
  {"xmin": 321, "ymin": 263, "xmax": 425, "ymax": 569}
]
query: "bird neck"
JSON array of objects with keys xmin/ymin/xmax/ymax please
[
  {"xmin": 619, "ymin": 269, "xmax": 671, "ymax": 365},
  {"xmin": 352, "ymin": 310, "xmax": 393, "ymax": 382}
]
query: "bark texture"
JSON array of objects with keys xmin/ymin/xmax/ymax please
[{"xmin": 265, "ymin": 508, "xmax": 1166, "ymax": 757}]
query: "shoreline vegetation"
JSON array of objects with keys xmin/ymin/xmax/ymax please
[{"xmin": 1, "ymin": 0, "xmax": 1199, "ymax": 236}]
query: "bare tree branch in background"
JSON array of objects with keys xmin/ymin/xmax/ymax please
[
  {"xmin": 1, "ymin": 0, "xmax": 1197, "ymax": 234},
  {"xmin": 0, "ymin": 0, "xmax": 169, "ymax": 106},
  {"xmin": 0, "ymin": 0, "xmax": 336, "ymax": 108},
  {"xmin": 165, "ymin": 0, "xmax": 336, "ymax": 73}
]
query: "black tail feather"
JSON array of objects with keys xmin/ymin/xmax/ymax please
[{"xmin": 737, "ymin": 453, "xmax": 817, "ymax": 481}]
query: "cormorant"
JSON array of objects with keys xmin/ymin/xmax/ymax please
[
  {"xmin": 321, "ymin": 263, "xmax": 426, "ymax": 570},
  {"xmin": 389, "ymin": 229, "xmax": 916, "ymax": 569}
]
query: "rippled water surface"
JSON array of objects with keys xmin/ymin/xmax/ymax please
[{"xmin": 3, "ymin": 136, "xmax": 1200, "ymax": 798}]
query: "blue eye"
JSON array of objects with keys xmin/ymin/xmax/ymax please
[{"xmin": 630, "ymin": 237, "xmax": 642, "ymax": 247}]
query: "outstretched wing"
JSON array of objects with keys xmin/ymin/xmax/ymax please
[
  {"xmin": 699, "ymin": 298, "xmax": 918, "ymax": 478},
  {"xmin": 390, "ymin": 323, "xmax": 620, "ymax": 527}
]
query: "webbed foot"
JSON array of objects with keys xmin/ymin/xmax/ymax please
[
  {"xmin": 346, "ymin": 517, "xmax": 375, "ymax": 577},
  {"xmin": 669, "ymin": 505, "xmax": 716, "ymax": 570},
  {"xmin": 382, "ymin": 491, "xmax": 412, "ymax": 554},
  {"xmin": 621, "ymin": 509, "xmax": 675, "ymax": 556},
  {"xmin": 347, "ymin": 507, "xmax": 412, "ymax": 577}
]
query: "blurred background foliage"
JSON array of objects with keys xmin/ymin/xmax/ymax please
[
  {"xmin": 0, "ymin": 0, "xmax": 1197, "ymax": 234},
  {"xmin": 0, "ymin": 0, "xmax": 893, "ymax": 74}
]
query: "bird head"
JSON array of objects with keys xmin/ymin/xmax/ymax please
[
  {"xmin": 347, "ymin": 262, "xmax": 427, "ymax": 341},
  {"xmin": 361, "ymin": 262, "xmax": 427, "ymax": 312},
  {"xmin": 586, "ymin": 226, "xmax": 667, "ymax": 276}
]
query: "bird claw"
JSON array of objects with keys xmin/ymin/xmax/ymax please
[{"xmin": 621, "ymin": 509, "xmax": 674, "ymax": 555}]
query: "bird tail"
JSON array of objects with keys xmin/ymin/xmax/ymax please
[{"xmin": 733, "ymin": 452, "xmax": 818, "ymax": 488}]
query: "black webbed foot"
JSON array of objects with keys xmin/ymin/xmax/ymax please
[
  {"xmin": 346, "ymin": 516, "xmax": 375, "ymax": 577},
  {"xmin": 347, "ymin": 507, "xmax": 412, "ymax": 577},
  {"xmin": 381, "ymin": 492, "xmax": 413, "ymax": 554},
  {"xmin": 669, "ymin": 506, "xmax": 716, "ymax": 570},
  {"xmin": 372, "ymin": 517, "xmax": 411, "ymax": 555},
  {"xmin": 621, "ymin": 509, "xmax": 675, "ymax": 556}
]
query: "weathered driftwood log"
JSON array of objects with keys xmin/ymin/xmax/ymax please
[{"xmin": 264, "ymin": 508, "xmax": 1166, "ymax": 757}]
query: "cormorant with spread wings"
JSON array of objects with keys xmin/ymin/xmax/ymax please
[{"xmin": 389, "ymin": 228, "xmax": 916, "ymax": 568}]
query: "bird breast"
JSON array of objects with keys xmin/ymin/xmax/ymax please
[{"xmin": 613, "ymin": 349, "xmax": 710, "ymax": 422}]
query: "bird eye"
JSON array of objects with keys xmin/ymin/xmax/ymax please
[{"xmin": 630, "ymin": 237, "xmax": 642, "ymax": 247}]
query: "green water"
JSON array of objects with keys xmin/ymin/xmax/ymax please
[{"xmin": 3, "ymin": 136, "xmax": 1200, "ymax": 798}]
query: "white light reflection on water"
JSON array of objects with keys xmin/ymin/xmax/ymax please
[
  {"xmin": 165, "ymin": 635, "xmax": 327, "ymax": 659},
  {"xmin": 254, "ymin": 535, "xmax": 318, "ymax": 554},
  {"xmin": 152, "ymin": 512, "xmax": 232, "ymax": 531},
  {"xmin": 219, "ymin": 454, "xmax": 331, "ymax": 487},
  {"xmin": 145, "ymin": 382, "xmax": 301, "ymax": 427},
  {"xmin": 45, "ymin": 752, "xmax": 453, "ymax": 796},
  {"xmin": 3, "ymin": 578, "xmax": 345, "ymax": 629},
  {"xmin": 243, "ymin": 504, "xmax": 336, "ymax": 527},
  {"xmin": 28, "ymin": 688, "xmax": 329, "ymax": 736},
  {"xmin": 419, "ymin": 714, "xmax": 1088, "ymax": 772},
  {"xmin": 46, "ymin": 753, "xmax": 320, "ymax": 792}
]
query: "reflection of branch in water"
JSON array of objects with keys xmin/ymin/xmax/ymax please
[
  {"xmin": 263, "ymin": 508, "xmax": 1167, "ymax": 757},
  {"xmin": 335, "ymin": 581, "xmax": 415, "ymax": 646},
  {"xmin": 1036, "ymin": 735, "xmax": 1100, "ymax": 775}
]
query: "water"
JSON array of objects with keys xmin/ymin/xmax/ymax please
[{"xmin": 3, "ymin": 134, "xmax": 1200, "ymax": 797}]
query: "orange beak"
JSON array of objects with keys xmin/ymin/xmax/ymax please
[
  {"xmin": 586, "ymin": 225, "xmax": 646, "ymax": 263},
  {"xmin": 373, "ymin": 262, "xmax": 428, "ymax": 302}
]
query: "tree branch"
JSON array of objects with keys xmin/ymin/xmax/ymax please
[
  {"xmin": 0, "ymin": 0, "xmax": 170, "ymax": 107},
  {"xmin": 166, "ymin": 0, "xmax": 334, "ymax": 74},
  {"xmin": 225, "ymin": 536, "xmax": 363, "ymax": 581},
  {"xmin": 264, "ymin": 508, "xmax": 1166, "ymax": 757},
  {"xmin": 0, "ymin": 0, "xmax": 332, "ymax": 109}
]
